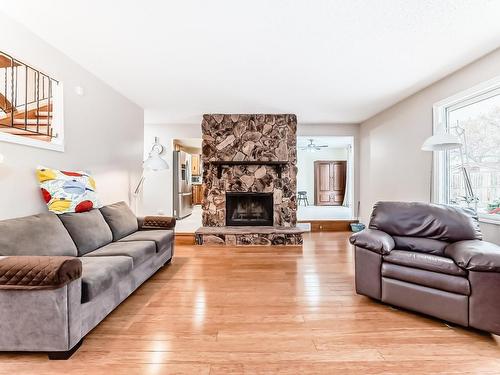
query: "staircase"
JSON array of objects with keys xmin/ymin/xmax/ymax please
[{"xmin": 0, "ymin": 51, "xmax": 57, "ymax": 141}]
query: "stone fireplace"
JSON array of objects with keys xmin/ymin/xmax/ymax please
[{"xmin": 195, "ymin": 114, "xmax": 304, "ymax": 246}]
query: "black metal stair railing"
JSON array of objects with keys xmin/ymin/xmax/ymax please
[{"xmin": 0, "ymin": 50, "xmax": 59, "ymax": 139}]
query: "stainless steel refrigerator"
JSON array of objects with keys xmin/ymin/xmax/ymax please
[{"xmin": 173, "ymin": 150, "xmax": 193, "ymax": 219}]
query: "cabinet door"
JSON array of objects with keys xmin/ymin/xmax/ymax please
[
  {"xmin": 191, "ymin": 154, "xmax": 200, "ymax": 176},
  {"xmin": 314, "ymin": 160, "xmax": 346, "ymax": 206}
]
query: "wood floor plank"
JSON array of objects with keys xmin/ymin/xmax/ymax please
[{"xmin": 0, "ymin": 232, "xmax": 498, "ymax": 374}]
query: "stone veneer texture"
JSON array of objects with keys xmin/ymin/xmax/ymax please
[{"xmin": 201, "ymin": 114, "xmax": 297, "ymax": 227}]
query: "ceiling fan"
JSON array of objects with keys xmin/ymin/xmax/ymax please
[{"xmin": 300, "ymin": 139, "xmax": 328, "ymax": 152}]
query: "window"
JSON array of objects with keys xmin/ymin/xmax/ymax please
[
  {"xmin": 0, "ymin": 50, "xmax": 64, "ymax": 152},
  {"xmin": 433, "ymin": 78, "xmax": 500, "ymax": 223}
]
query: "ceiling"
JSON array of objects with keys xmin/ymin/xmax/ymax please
[
  {"xmin": 2, "ymin": 1, "xmax": 500, "ymax": 125},
  {"xmin": 297, "ymin": 136, "xmax": 352, "ymax": 149}
]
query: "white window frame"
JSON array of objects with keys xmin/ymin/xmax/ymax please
[{"xmin": 432, "ymin": 75, "xmax": 500, "ymax": 224}]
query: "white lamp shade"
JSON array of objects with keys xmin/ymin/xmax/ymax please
[
  {"xmin": 421, "ymin": 133, "xmax": 462, "ymax": 151},
  {"xmin": 143, "ymin": 152, "xmax": 168, "ymax": 171}
]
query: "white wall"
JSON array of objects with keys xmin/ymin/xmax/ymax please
[
  {"xmin": 0, "ymin": 13, "xmax": 144, "ymax": 220},
  {"xmin": 297, "ymin": 123, "xmax": 360, "ymax": 216},
  {"xmin": 359, "ymin": 48, "xmax": 500, "ymax": 244},
  {"xmin": 297, "ymin": 147, "xmax": 348, "ymax": 204},
  {"xmin": 142, "ymin": 123, "xmax": 202, "ymax": 216}
]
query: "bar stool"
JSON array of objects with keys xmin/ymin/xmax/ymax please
[{"xmin": 297, "ymin": 191, "xmax": 309, "ymax": 206}]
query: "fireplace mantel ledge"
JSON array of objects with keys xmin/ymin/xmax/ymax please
[
  {"xmin": 195, "ymin": 226, "xmax": 306, "ymax": 235},
  {"xmin": 208, "ymin": 160, "xmax": 289, "ymax": 179}
]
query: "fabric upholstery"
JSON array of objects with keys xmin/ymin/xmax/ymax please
[
  {"xmin": 381, "ymin": 277, "xmax": 469, "ymax": 326},
  {"xmin": 84, "ymin": 241, "xmax": 156, "ymax": 267},
  {"xmin": 349, "ymin": 229, "xmax": 395, "ymax": 255},
  {"xmin": 0, "ymin": 213, "xmax": 77, "ymax": 257},
  {"xmin": 445, "ymin": 240, "xmax": 500, "ymax": 272},
  {"xmin": 354, "ymin": 247, "xmax": 382, "ymax": 299},
  {"xmin": 58, "ymin": 209, "xmax": 113, "ymax": 256},
  {"xmin": 381, "ymin": 263, "xmax": 470, "ymax": 295},
  {"xmin": 119, "ymin": 230, "xmax": 174, "ymax": 254},
  {"xmin": 99, "ymin": 201, "xmax": 138, "ymax": 241},
  {"xmin": 80, "ymin": 256, "xmax": 133, "ymax": 303},
  {"xmin": 36, "ymin": 167, "xmax": 101, "ymax": 214},
  {"xmin": 138, "ymin": 216, "xmax": 176, "ymax": 230},
  {"xmin": 384, "ymin": 250, "xmax": 467, "ymax": 276},
  {"xmin": 393, "ymin": 236, "xmax": 448, "ymax": 255},
  {"xmin": 369, "ymin": 201, "xmax": 482, "ymax": 242},
  {"xmin": 0, "ymin": 256, "xmax": 81, "ymax": 290}
]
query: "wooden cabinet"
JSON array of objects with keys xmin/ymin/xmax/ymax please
[
  {"xmin": 191, "ymin": 154, "xmax": 201, "ymax": 176},
  {"xmin": 192, "ymin": 185, "xmax": 204, "ymax": 205},
  {"xmin": 314, "ymin": 160, "xmax": 346, "ymax": 206}
]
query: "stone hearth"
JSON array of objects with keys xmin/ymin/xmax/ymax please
[{"xmin": 195, "ymin": 114, "xmax": 303, "ymax": 246}]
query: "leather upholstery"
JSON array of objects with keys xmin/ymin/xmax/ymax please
[
  {"xmin": 354, "ymin": 247, "xmax": 382, "ymax": 299},
  {"xmin": 381, "ymin": 263, "xmax": 470, "ymax": 295},
  {"xmin": 381, "ymin": 278, "xmax": 469, "ymax": 326},
  {"xmin": 369, "ymin": 201, "xmax": 482, "ymax": 242},
  {"xmin": 349, "ymin": 229, "xmax": 395, "ymax": 255},
  {"xmin": 469, "ymin": 271, "xmax": 500, "ymax": 335},
  {"xmin": 445, "ymin": 240, "xmax": 500, "ymax": 272},
  {"xmin": 0, "ymin": 256, "xmax": 81, "ymax": 290},
  {"xmin": 393, "ymin": 236, "xmax": 448, "ymax": 255},
  {"xmin": 384, "ymin": 250, "xmax": 467, "ymax": 276}
]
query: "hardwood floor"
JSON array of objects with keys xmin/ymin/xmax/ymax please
[{"xmin": 1, "ymin": 232, "xmax": 500, "ymax": 374}]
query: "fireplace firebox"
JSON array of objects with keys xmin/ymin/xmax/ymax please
[{"xmin": 226, "ymin": 192, "xmax": 273, "ymax": 226}]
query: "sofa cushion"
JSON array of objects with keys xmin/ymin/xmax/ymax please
[
  {"xmin": 84, "ymin": 241, "xmax": 156, "ymax": 267},
  {"xmin": 393, "ymin": 236, "xmax": 449, "ymax": 256},
  {"xmin": 369, "ymin": 201, "xmax": 482, "ymax": 242},
  {"xmin": 119, "ymin": 230, "xmax": 174, "ymax": 254},
  {"xmin": 0, "ymin": 213, "xmax": 77, "ymax": 256},
  {"xmin": 445, "ymin": 240, "xmax": 500, "ymax": 272},
  {"xmin": 99, "ymin": 201, "xmax": 138, "ymax": 241},
  {"xmin": 80, "ymin": 256, "xmax": 133, "ymax": 303},
  {"xmin": 383, "ymin": 250, "xmax": 467, "ymax": 276},
  {"xmin": 381, "ymin": 263, "xmax": 470, "ymax": 295},
  {"xmin": 59, "ymin": 209, "xmax": 113, "ymax": 256}
]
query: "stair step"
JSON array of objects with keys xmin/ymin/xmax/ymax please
[
  {"xmin": 13, "ymin": 118, "xmax": 51, "ymax": 125},
  {"xmin": 36, "ymin": 111, "xmax": 53, "ymax": 117},
  {"xmin": 0, "ymin": 126, "xmax": 51, "ymax": 136}
]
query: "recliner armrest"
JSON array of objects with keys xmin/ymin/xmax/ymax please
[
  {"xmin": 0, "ymin": 256, "xmax": 82, "ymax": 290},
  {"xmin": 138, "ymin": 216, "xmax": 176, "ymax": 230},
  {"xmin": 349, "ymin": 229, "xmax": 395, "ymax": 255},
  {"xmin": 445, "ymin": 240, "xmax": 500, "ymax": 272}
]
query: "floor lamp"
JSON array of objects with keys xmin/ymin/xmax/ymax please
[
  {"xmin": 133, "ymin": 137, "xmax": 169, "ymax": 213},
  {"xmin": 421, "ymin": 132, "xmax": 477, "ymax": 210}
]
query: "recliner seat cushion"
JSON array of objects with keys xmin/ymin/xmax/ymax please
[
  {"xmin": 119, "ymin": 230, "xmax": 174, "ymax": 254},
  {"xmin": 383, "ymin": 250, "xmax": 467, "ymax": 276},
  {"xmin": 369, "ymin": 201, "xmax": 482, "ymax": 242},
  {"xmin": 381, "ymin": 263, "xmax": 470, "ymax": 295},
  {"xmin": 80, "ymin": 256, "xmax": 133, "ymax": 303},
  {"xmin": 99, "ymin": 201, "xmax": 138, "ymax": 241},
  {"xmin": 0, "ymin": 213, "xmax": 77, "ymax": 256},
  {"xmin": 393, "ymin": 236, "xmax": 448, "ymax": 255},
  {"xmin": 59, "ymin": 209, "xmax": 113, "ymax": 256},
  {"xmin": 84, "ymin": 241, "xmax": 156, "ymax": 267}
]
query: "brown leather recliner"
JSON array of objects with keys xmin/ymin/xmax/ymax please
[{"xmin": 350, "ymin": 201, "xmax": 500, "ymax": 335}]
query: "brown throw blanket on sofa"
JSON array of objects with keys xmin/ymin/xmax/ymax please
[{"xmin": 0, "ymin": 256, "xmax": 82, "ymax": 290}]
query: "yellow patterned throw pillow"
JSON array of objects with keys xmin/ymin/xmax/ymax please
[{"xmin": 36, "ymin": 167, "xmax": 102, "ymax": 214}]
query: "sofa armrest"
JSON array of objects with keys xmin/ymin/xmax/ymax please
[
  {"xmin": 349, "ymin": 229, "xmax": 395, "ymax": 255},
  {"xmin": 0, "ymin": 256, "xmax": 81, "ymax": 290},
  {"xmin": 138, "ymin": 216, "xmax": 176, "ymax": 230},
  {"xmin": 445, "ymin": 240, "xmax": 500, "ymax": 272}
]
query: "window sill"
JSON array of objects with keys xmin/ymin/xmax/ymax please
[{"xmin": 479, "ymin": 215, "xmax": 500, "ymax": 226}]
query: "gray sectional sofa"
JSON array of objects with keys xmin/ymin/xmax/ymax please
[{"xmin": 0, "ymin": 201, "xmax": 175, "ymax": 359}]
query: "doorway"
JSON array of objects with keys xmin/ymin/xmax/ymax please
[{"xmin": 296, "ymin": 136, "xmax": 354, "ymax": 221}]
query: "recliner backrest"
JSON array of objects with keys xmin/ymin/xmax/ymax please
[{"xmin": 369, "ymin": 201, "xmax": 482, "ymax": 242}]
